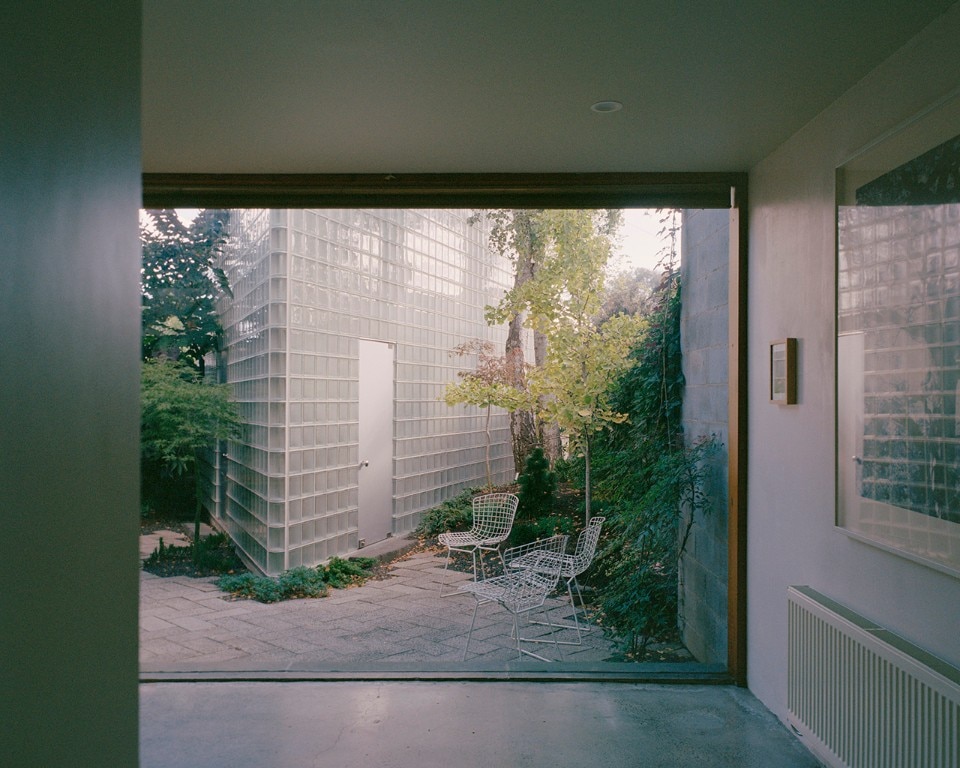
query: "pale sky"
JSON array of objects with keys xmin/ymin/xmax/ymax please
[
  {"xmin": 610, "ymin": 208, "xmax": 676, "ymax": 275},
  {"xmin": 172, "ymin": 207, "xmax": 674, "ymax": 274}
]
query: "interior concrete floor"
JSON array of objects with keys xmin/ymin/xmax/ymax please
[{"xmin": 140, "ymin": 681, "xmax": 822, "ymax": 767}]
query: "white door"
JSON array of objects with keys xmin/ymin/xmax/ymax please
[
  {"xmin": 358, "ymin": 340, "xmax": 394, "ymax": 545},
  {"xmin": 837, "ymin": 332, "xmax": 865, "ymax": 521}
]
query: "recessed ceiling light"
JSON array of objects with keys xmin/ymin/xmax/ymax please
[{"xmin": 591, "ymin": 100, "xmax": 623, "ymax": 113}]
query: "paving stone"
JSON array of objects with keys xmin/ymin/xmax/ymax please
[
  {"xmin": 168, "ymin": 615, "xmax": 216, "ymax": 632},
  {"xmin": 140, "ymin": 615, "xmax": 176, "ymax": 632},
  {"xmin": 139, "ymin": 538, "xmax": 626, "ymax": 668}
]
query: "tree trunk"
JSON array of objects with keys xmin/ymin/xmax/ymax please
[
  {"xmin": 193, "ymin": 452, "xmax": 203, "ymax": 566},
  {"xmin": 506, "ymin": 322, "xmax": 537, "ymax": 474},
  {"xmin": 510, "ymin": 408, "xmax": 538, "ymax": 478},
  {"xmin": 533, "ymin": 329, "xmax": 562, "ymax": 466},
  {"xmin": 503, "ymin": 216, "xmax": 540, "ymax": 474},
  {"xmin": 484, "ymin": 404, "xmax": 492, "ymax": 488},
  {"xmin": 584, "ymin": 432, "xmax": 591, "ymax": 526}
]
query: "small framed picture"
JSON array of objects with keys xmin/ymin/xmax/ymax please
[{"xmin": 770, "ymin": 338, "xmax": 797, "ymax": 404}]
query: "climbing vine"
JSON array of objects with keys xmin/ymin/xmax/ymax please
[{"xmin": 583, "ymin": 268, "xmax": 718, "ymax": 656}]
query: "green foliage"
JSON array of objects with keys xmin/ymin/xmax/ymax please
[
  {"xmin": 597, "ymin": 267, "xmax": 660, "ymax": 324},
  {"xmin": 140, "ymin": 357, "xmax": 242, "ymax": 477},
  {"xmin": 141, "ymin": 209, "xmax": 232, "ymax": 372},
  {"xmin": 324, "ymin": 557, "xmax": 378, "ymax": 589},
  {"xmin": 509, "ymin": 514, "xmax": 576, "ymax": 547},
  {"xmin": 413, "ymin": 487, "xmax": 479, "ymax": 537},
  {"xmin": 592, "ymin": 438, "xmax": 718, "ymax": 655},
  {"xmin": 442, "ymin": 341, "xmax": 533, "ymax": 487},
  {"xmin": 585, "ymin": 267, "xmax": 724, "ymax": 656},
  {"xmin": 142, "ymin": 532, "xmax": 244, "ymax": 577},
  {"xmin": 517, "ymin": 447, "xmax": 556, "ymax": 520},
  {"xmin": 441, "ymin": 340, "xmax": 532, "ymax": 413},
  {"xmin": 478, "ymin": 209, "xmax": 624, "ymax": 471},
  {"xmin": 216, "ymin": 557, "xmax": 379, "ymax": 603},
  {"xmin": 277, "ymin": 567, "xmax": 329, "ymax": 598},
  {"xmin": 529, "ymin": 311, "xmax": 645, "ymax": 454},
  {"xmin": 217, "ymin": 573, "xmax": 283, "ymax": 603},
  {"xmin": 553, "ymin": 456, "xmax": 582, "ymax": 485},
  {"xmin": 140, "ymin": 357, "xmax": 243, "ymax": 543},
  {"xmin": 485, "ymin": 209, "xmax": 622, "ymax": 332},
  {"xmin": 482, "ymin": 209, "xmax": 642, "ymax": 519}
]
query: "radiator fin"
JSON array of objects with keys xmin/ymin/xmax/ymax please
[{"xmin": 787, "ymin": 586, "xmax": 959, "ymax": 768}]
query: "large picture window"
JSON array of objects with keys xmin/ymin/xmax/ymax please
[{"xmin": 837, "ymin": 93, "xmax": 960, "ymax": 576}]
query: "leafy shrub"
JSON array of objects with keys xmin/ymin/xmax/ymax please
[
  {"xmin": 216, "ymin": 557, "xmax": 378, "ymax": 603},
  {"xmin": 509, "ymin": 514, "xmax": 576, "ymax": 547},
  {"xmin": 553, "ymin": 455, "xmax": 582, "ymax": 485},
  {"xmin": 516, "ymin": 447, "xmax": 556, "ymax": 520},
  {"xmin": 324, "ymin": 557, "xmax": 377, "ymax": 588},
  {"xmin": 217, "ymin": 573, "xmax": 269, "ymax": 600},
  {"xmin": 143, "ymin": 531, "xmax": 244, "ymax": 577},
  {"xmin": 593, "ymin": 438, "xmax": 718, "ymax": 655},
  {"xmin": 277, "ymin": 566, "xmax": 328, "ymax": 598},
  {"xmin": 586, "ymin": 272, "xmax": 724, "ymax": 656},
  {"xmin": 414, "ymin": 487, "xmax": 479, "ymax": 537}
]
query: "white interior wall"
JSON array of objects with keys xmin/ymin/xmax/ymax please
[{"xmin": 747, "ymin": 2, "xmax": 960, "ymax": 719}]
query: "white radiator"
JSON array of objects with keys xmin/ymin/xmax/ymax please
[{"xmin": 787, "ymin": 586, "xmax": 960, "ymax": 768}]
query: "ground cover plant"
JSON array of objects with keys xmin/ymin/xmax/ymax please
[
  {"xmin": 142, "ymin": 531, "xmax": 246, "ymax": 578},
  {"xmin": 142, "ymin": 526, "xmax": 380, "ymax": 602},
  {"xmin": 216, "ymin": 557, "xmax": 379, "ymax": 603}
]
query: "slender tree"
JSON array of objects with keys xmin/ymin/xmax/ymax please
[
  {"xmin": 141, "ymin": 209, "xmax": 232, "ymax": 374},
  {"xmin": 140, "ymin": 358, "xmax": 241, "ymax": 558},
  {"xmin": 528, "ymin": 305, "xmax": 644, "ymax": 522},
  {"xmin": 476, "ymin": 210, "xmax": 546, "ymax": 471},
  {"xmin": 140, "ymin": 209, "xmax": 239, "ymax": 556},
  {"xmin": 441, "ymin": 340, "xmax": 533, "ymax": 488},
  {"xmin": 483, "ymin": 209, "xmax": 623, "ymax": 468}
]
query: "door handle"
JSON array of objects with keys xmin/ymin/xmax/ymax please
[{"xmin": 359, "ymin": 460, "xmax": 369, "ymax": 469}]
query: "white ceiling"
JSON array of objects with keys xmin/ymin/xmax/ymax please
[{"xmin": 142, "ymin": 0, "xmax": 956, "ymax": 175}]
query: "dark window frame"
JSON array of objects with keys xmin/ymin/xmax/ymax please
[{"xmin": 142, "ymin": 171, "xmax": 750, "ymax": 686}]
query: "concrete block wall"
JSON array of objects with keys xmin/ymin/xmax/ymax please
[{"xmin": 680, "ymin": 208, "xmax": 730, "ymax": 665}]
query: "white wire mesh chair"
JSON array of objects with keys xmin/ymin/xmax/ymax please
[
  {"xmin": 458, "ymin": 534, "xmax": 568, "ymax": 661},
  {"xmin": 508, "ymin": 516, "xmax": 605, "ymax": 645},
  {"xmin": 437, "ymin": 492, "xmax": 519, "ymax": 596}
]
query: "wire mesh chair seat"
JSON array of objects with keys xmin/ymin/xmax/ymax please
[
  {"xmin": 437, "ymin": 492, "xmax": 518, "ymax": 596},
  {"xmin": 458, "ymin": 534, "xmax": 568, "ymax": 662},
  {"xmin": 508, "ymin": 516, "xmax": 605, "ymax": 645}
]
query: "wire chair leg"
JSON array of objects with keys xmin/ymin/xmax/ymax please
[
  {"xmin": 462, "ymin": 600, "xmax": 481, "ymax": 661},
  {"xmin": 543, "ymin": 603, "xmax": 564, "ymax": 661},
  {"xmin": 513, "ymin": 614, "xmax": 522, "ymax": 661},
  {"xmin": 565, "ymin": 580, "xmax": 582, "ymax": 644},
  {"xmin": 440, "ymin": 546, "xmax": 478, "ymax": 597},
  {"xmin": 569, "ymin": 577, "xmax": 594, "ymax": 633},
  {"xmin": 527, "ymin": 578, "xmax": 592, "ymax": 645},
  {"xmin": 439, "ymin": 549, "xmax": 458, "ymax": 597},
  {"xmin": 514, "ymin": 605, "xmax": 565, "ymax": 661}
]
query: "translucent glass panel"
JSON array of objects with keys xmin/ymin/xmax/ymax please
[
  {"xmin": 219, "ymin": 209, "xmax": 514, "ymax": 574},
  {"xmin": 837, "ymin": 109, "xmax": 960, "ymax": 575}
]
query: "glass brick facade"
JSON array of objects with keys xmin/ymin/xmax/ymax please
[
  {"xmin": 838, "ymin": 202, "xmax": 960, "ymax": 524},
  {"xmin": 216, "ymin": 209, "xmax": 516, "ymax": 575}
]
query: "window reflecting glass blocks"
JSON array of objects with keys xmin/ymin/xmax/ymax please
[{"xmin": 215, "ymin": 209, "xmax": 515, "ymax": 575}]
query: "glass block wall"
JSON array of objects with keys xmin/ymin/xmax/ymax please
[
  {"xmin": 215, "ymin": 209, "xmax": 516, "ymax": 575},
  {"xmin": 838, "ymin": 202, "xmax": 960, "ymax": 525}
]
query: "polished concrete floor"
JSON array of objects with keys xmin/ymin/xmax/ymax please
[{"xmin": 140, "ymin": 681, "xmax": 822, "ymax": 767}]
